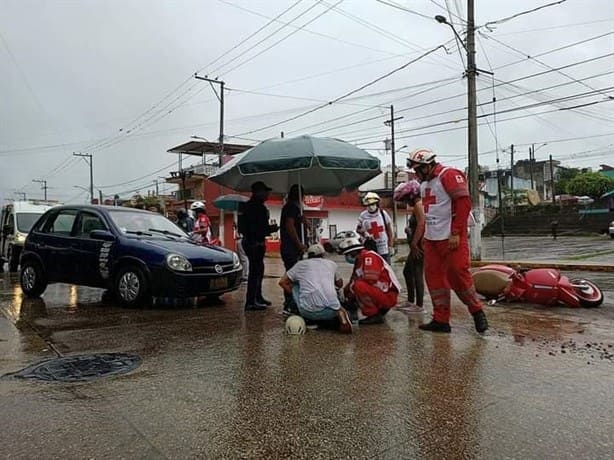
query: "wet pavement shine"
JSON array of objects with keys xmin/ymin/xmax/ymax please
[{"xmin": 1, "ymin": 236, "xmax": 613, "ymax": 459}]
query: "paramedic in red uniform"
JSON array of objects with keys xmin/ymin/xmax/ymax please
[
  {"xmin": 407, "ymin": 148, "xmax": 488, "ymax": 333},
  {"xmin": 339, "ymin": 237, "xmax": 401, "ymax": 325}
]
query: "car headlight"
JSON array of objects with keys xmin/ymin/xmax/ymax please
[
  {"xmin": 15, "ymin": 232, "xmax": 26, "ymax": 243},
  {"xmin": 166, "ymin": 253, "xmax": 192, "ymax": 272},
  {"xmin": 232, "ymin": 252, "xmax": 241, "ymax": 268}
]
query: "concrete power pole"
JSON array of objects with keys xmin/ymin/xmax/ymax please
[
  {"xmin": 384, "ymin": 105, "xmax": 403, "ymax": 242},
  {"xmin": 466, "ymin": 0, "xmax": 481, "ymax": 260},
  {"xmin": 73, "ymin": 152, "xmax": 94, "ymax": 204},
  {"xmin": 510, "ymin": 144, "xmax": 514, "ymax": 216},
  {"xmin": 194, "ymin": 75, "xmax": 225, "ymax": 167},
  {"xmin": 32, "ymin": 179, "xmax": 48, "ymax": 201}
]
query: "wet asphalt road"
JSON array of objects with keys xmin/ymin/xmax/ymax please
[{"xmin": 0, "ymin": 236, "xmax": 613, "ymax": 459}]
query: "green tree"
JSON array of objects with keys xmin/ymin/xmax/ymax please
[
  {"xmin": 566, "ymin": 172, "xmax": 614, "ymax": 198},
  {"xmin": 555, "ymin": 167, "xmax": 580, "ymax": 195}
]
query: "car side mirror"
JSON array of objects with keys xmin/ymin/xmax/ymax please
[{"xmin": 90, "ymin": 229, "xmax": 116, "ymax": 241}]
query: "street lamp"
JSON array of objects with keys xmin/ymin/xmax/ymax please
[{"xmin": 435, "ymin": 15, "xmax": 467, "ymax": 52}]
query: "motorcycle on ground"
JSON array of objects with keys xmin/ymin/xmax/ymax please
[{"xmin": 472, "ymin": 264, "xmax": 604, "ymax": 308}]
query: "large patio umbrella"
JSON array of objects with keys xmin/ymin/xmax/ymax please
[
  {"xmin": 208, "ymin": 135, "xmax": 381, "ymax": 195},
  {"xmin": 212, "ymin": 194, "xmax": 249, "ymax": 211}
]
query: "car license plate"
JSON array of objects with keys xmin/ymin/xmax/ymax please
[{"xmin": 211, "ymin": 277, "xmax": 228, "ymax": 290}]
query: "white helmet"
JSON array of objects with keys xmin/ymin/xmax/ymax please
[
  {"xmin": 362, "ymin": 192, "xmax": 380, "ymax": 206},
  {"xmin": 285, "ymin": 315, "xmax": 306, "ymax": 335},
  {"xmin": 338, "ymin": 237, "xmax": 364, "ymax": 255},
  {"xmin": 190, "ymin": 201, "xmax": 206, "ymax": 211},
  {"xmin": 407, "ymin": 148, "xmax": 436, "ymax": 166}
]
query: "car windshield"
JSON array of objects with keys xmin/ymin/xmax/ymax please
[
  {"xmin": 16, "ymin": 213, "xmax": 43, "ymax": 232},
  {"xmin": 108, "ymin": 210, "xmax": 188, "ymax": 237}
]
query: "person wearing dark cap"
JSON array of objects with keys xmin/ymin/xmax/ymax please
[{"xmin": 238, "ymin": 181, "xmax": 279, "ymax": 311}]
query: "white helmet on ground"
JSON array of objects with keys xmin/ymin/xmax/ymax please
[
  {"xmin": 190, "ymin": 201, "xmax": 206, "ymax": 211},
  {"xmin": 362, "ymin": 192, "xmax": 380, "ymax": 206},
  {"xmin": 407, "ymin": 148, "xmax": 436, "ymax": 166},
  {"xmin": 338, "ymin": 237, "xmax": 364, "ymax": 255},
  {"xmin": 285, "ymin": 315, "xmax": 306, "ymax": 335}
]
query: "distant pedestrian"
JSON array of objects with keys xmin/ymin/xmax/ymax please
[
  {"xmin": 551, "ymin": 219, "xmax": 559, "ymax": 240},
  {"xmin": 407, "ymin": 148, "xmax": 488, "ymax": 334},
  {"xmin": 176, "ymin": 208, "xmax": 194, "ymax": 234},
  {"xmin": 238, "ymin": 181, "xmax": 279, "ymax": 311}
]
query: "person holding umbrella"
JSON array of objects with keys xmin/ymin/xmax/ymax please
[
  {"xmin": 280, "ymin": 184, "xmax": 308, "ymax": 314},
  {"xmin": 238, "ymin": 181, "xmax": 279, "ymax": 311}
]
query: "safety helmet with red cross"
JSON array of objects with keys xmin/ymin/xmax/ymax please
[{"xmin": 407, "ymin": 148, "xmax": 437, "ymax": 182}]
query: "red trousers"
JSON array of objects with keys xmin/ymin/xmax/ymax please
[
  {"xmin": 352, "ymin": 279, "xmax": 398, "ymax": 317},
  {"xmin": 423, "ymin": 237, "xmax": 483, "ymax": 323}
]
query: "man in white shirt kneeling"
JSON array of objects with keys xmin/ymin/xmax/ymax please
[{"xmin": 279, "ymin": 244, "xmax": 352, "ymax": 334}]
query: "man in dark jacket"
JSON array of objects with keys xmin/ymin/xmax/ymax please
[{"xmin": 238, "ymin": 181, "xmax": 279, "ymax": 311}]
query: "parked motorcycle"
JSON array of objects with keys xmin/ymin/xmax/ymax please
[{"xmin": 472, "ymin": 264, "xmax": 604, "ymax": 308}]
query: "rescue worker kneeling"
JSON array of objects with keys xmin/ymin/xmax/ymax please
[
  {"xmin": 340, "ymin": 237, "xmax": 401, "ymax": 325},
  {"xmin": 278, "ymin": 244, "xmax": 352, "ymax": 334}
]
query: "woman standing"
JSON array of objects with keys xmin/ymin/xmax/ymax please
[{"xmin": 394, "ymin": 180, "xmax": 426, "ymax": 314}]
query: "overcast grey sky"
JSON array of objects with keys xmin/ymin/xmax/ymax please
[{"xmin": 1, "ymin": 0, "xmax": 613, "ymax": 204}]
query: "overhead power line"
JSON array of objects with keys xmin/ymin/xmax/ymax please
[
  {"xmin": 483, "ymin": 0, "xmax": 568, "ymax": 30},
  {"xmin": 232, "ymin": 43, "xmax": 446, "ymax": 137},
  {"xmin": 209, "ymin": 0, "xmax": 329, "ymax": 76}
]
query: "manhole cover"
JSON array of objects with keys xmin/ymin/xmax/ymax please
[{"xmin": 10, "ymin": 353, "xmax": 142, "ymax": 382}]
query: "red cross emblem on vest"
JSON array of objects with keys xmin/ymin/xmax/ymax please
[
  {"xmin": 423, "ymin": 188, "xmax": 437, "ymax": 212},
  {"xmin": 368, "ymin": 220, "xmax": 385, "ymax": 239}
]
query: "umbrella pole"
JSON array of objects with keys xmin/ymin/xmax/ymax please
[
  {"xmin": 219, "ymin": 209, "xmax": 225, "ymax": 246},
  {"xmin": 298, "ymin": 174, "xmax": 305, "ymax": 245}
]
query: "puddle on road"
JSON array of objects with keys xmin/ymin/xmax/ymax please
[{"xmin": 493, "ymin": 310, "xmax": 614, "ymax": 363}]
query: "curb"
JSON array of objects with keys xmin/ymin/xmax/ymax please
[{"xmin": 470, "ymin": 260, "xmax": 614, "ymax": 272}]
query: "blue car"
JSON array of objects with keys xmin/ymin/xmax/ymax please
[{"xmin": 19, "ymin": 205, "xmax": 243, "ymax": 306}]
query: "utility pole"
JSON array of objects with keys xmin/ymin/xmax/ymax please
[
  {"xmin": 529, "ymin": 144, "xmax": 534, "ymax": 190},
  {"xmin": 549, "ymin": 154, "xmax": 556, "ymax": 204},
  {"xmin": 466, "ymin": 0, "xmax": 481, "ymax": 260},
  {"xmin": 194, "ymin": 75, "xmax": 225, "ymax": 167},
  {"xmin": 73, "ymin": 152, "xmax": 93, "ymax": 204},
  {"xmin": 32, "ymin": 179, "xmax": 48, "ymax": 200},
  {"xmin": 384, "ymin": 105, "xmax": 403, "ymax": 241},
  {"xmin": 509, "ymin": 144, "xmax": 514, "ymax": 216},
  {"xmin": 435, "ymin": 0, "xmax": 485, "ymax": 259}
]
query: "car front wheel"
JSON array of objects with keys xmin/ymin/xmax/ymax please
[
  {"xmin": 114, "ymin": 265, "xmax": 151, "ymax": 307},
  {"xmin": 20, "ymin": 260, "xmax": 47, "ymax": 298}
]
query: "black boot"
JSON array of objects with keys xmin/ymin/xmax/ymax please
[
  {"xmin": 419, "ymin": 320, "xmax": 451, "ymax": 333},
  {"xmin": 359, "ymin": 313, "xmax": 384, "ymax": 325},
  {"xmin": 472, "ymin": 310, "xmax": 489, "ymax": 333}
]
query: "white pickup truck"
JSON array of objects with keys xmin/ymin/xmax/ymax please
[{"xmin": 1, "ymin": 201, "xmax": 60, "ymax": 272}]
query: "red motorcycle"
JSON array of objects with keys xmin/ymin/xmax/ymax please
[{"xmin": 472, "ymin": 264, "xmax": 604, "ymax": 308}]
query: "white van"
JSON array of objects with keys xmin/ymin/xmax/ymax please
[{"xmin": 1, "ymin": 201, "xmax": 60, "ymax": 272}]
